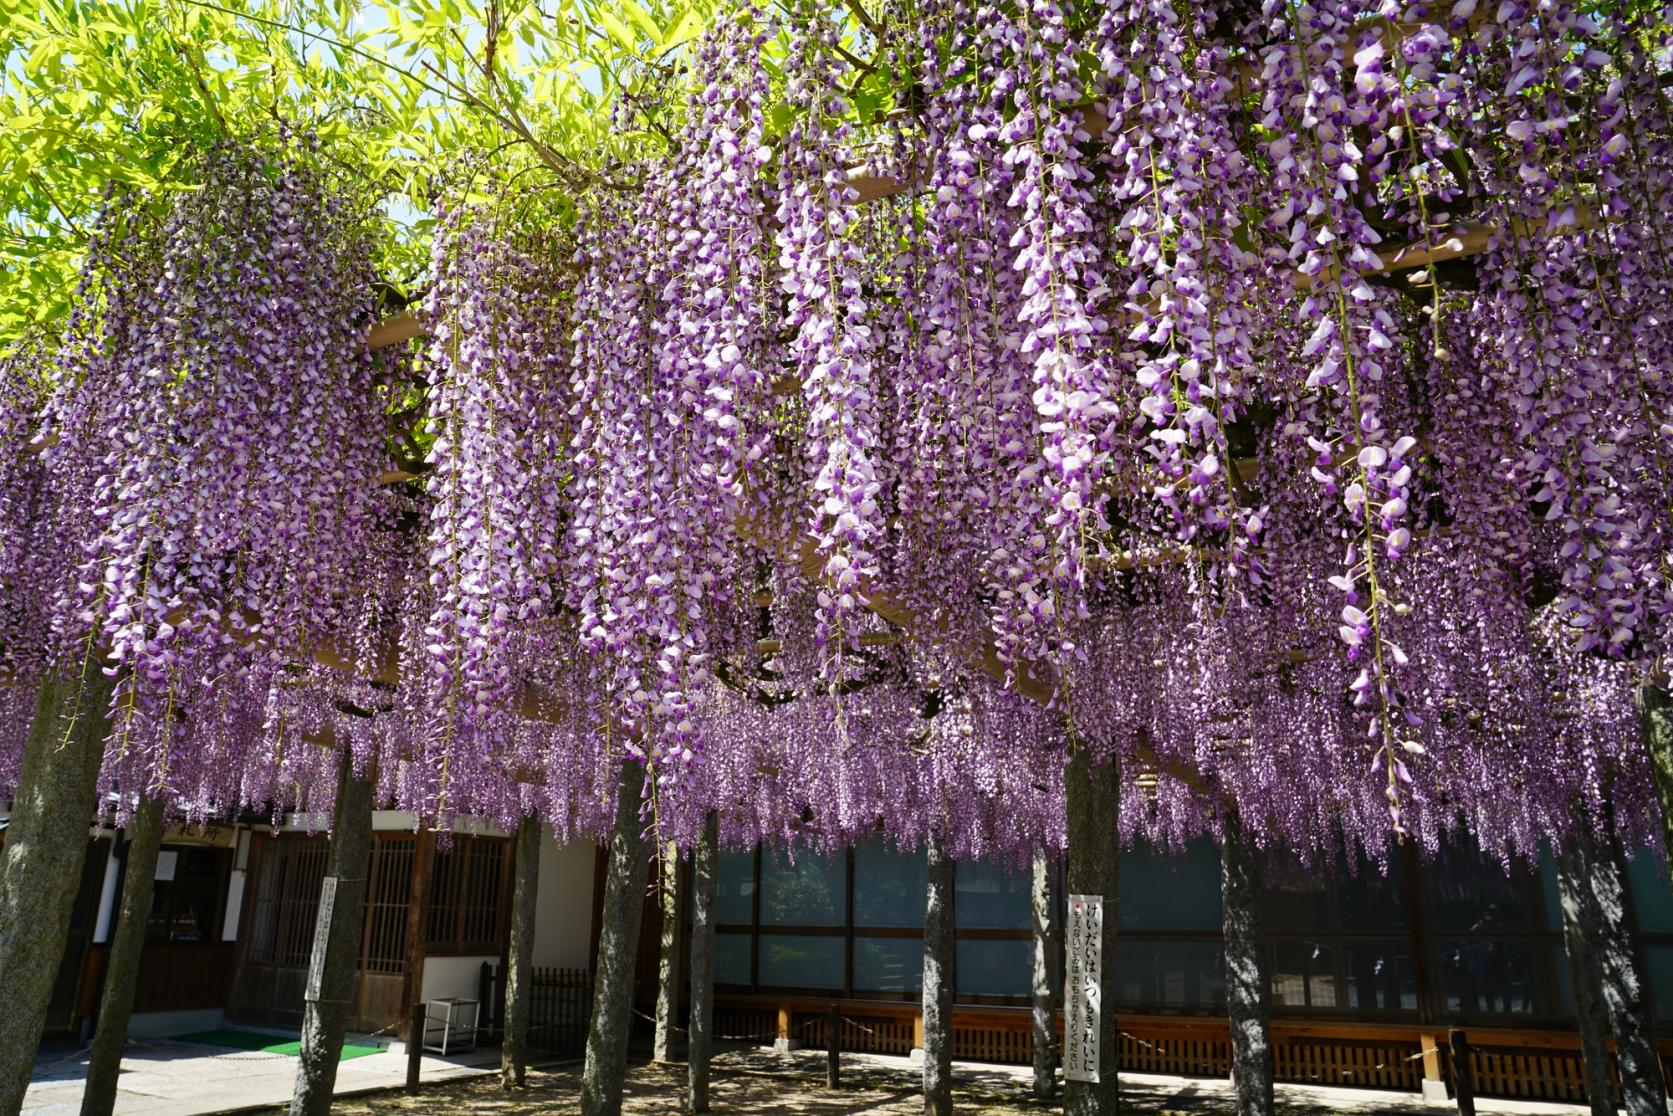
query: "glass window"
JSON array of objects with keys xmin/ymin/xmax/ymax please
[
  {"xmin": 1626, "ymin": 850, "xmax": 1673, "ymax": 932},
  {"xmin": 1427, "ymin": 841, "xmax": 1538, "ymax": 933},
  {"xmin": 1115, "ymin": 941, "xmax": 1226, "ymax": 1009},
  {"xmin": 955, "ymin": 860, "xmax": 1030, "ymax": 929},
  {"xmin": 1645, "ymin": 944, "xmax": 1673, "ymax": 1024},
  {"xmin": 717, "ymin": 849, "xmax": 755, "ymax": 925},
  {"xmin": 1120, "ymin": 840, "xmax": 1222, "ymax": 931},
  {"xmin": 716, "ymin": 931, "xmax": 752, "ymax": 986},
  {"xmin": 1437, "ymin": 938, "xmax": 1543, "ymax": 1016},
  {"xmin": 758, "ymin": 934, "xmax": 844, "ymax": 989},
  {"xmin": 956, "ymin": 939, "xmax": 1033, "ymax": 997},
  {"xmin": 1261, "ymin": 857, "xmax": 1333, "ymax": 935},
  {"xmin": 1272, "ymin": 940, "xmax": 1337, "ymax": 1009},
  {"xmin": 854, "ymin": 837, "xmax": 926, "ymax": 928},
  {"xmin": 760, "ymin": 849, "xmax": 844, "ymax": 926},
  {"xmin": 854, "ymin": 936, "xmax": 922, "ymax": 993},
  {"xmin": 1342, "ymin": 941, "xmax": 1417, "ymax": 1014},
  {"xmin": 1335, "ymin": 851, "xmax": 1409, "ymax": 931},
  {"xmin": 145, "ymin": 846, "xmax": 228, "ymax": 944},
  {"xmin": 1539, "ymin": 847, "xmax": 1564, "ymax": 933}
]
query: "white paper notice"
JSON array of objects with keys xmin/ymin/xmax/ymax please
[
  {"xmin": 1064, "ymin": 892, "xmax": 1104, "ymax": 1083},
  {"xmin": 304, "ymin": 876, "xmax": 337, "ymax": 1002}
]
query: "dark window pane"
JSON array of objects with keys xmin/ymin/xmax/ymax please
[
  {"xmin": 955, "ymin": 860, "xmax": 1030, "ymax": 929},
  {"xmin": 1437, "ymin": 938, "xmax": 1543, "ymax": 1016},
  {"xmin": 956, "ymin": 938, "xmax": 1033, "ymax": 997},
  {"xmin": 1645, "ymin": 944, "xmax": 1673, "ymax": 1024},
  {"xmin": 854, "ymin": 836, "xmax": 926, "ymax": 928},
  {"xmin": 1627, "ymin": 850, "xmax": 1673, "ymax": 933},
  {"xmin": 1335, "ymin": 851, "xmax": 1409, "ymax": 931},
  {"xmin": 1539, "ymin": 847, "xmax": 1564, "ymax": 933},
  {"xmin": 1120, "ymin": 840, "xmax": 1222, "ymax": 931},
  {"xmin": 1342, "ymin": 940, "xmax": 1417, "ymax": 1014},
  {"xmin": 854, "ymin": 936, "xmax": 922, "ymax": 993},
  {"xmin": 715, "ymin": 931, "xmax": 751, "ymax": 986},
  {"xmin": 761, "ymin": 850, "xmax": 844, "ymax": 927},
  {"xmin": 1428, "ymin": 841, "xmax": 1538, "ymax": 933},
  {"xmin": 717, "ymin": 850, "xmax": 755, "ymax": 925},
  {"xmin": 1272, "ymin": 940, "xmax": 1337, "ymax": 1009},
  {"xmin": 758, "ymin": 934, "xmax": 844, "ymax": 989},
  {"xmin": 1261, "ymin": 858, "xmax": 1333, "ymax": 934},
  {"xmin": 1115, "ymin": 941, "xmax": 1226, "ymax": 1009}
]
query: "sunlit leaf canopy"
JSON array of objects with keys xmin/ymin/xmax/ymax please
[{"xmin": 0, "ymin": 0, "xmax": 903, "ymax": 338}]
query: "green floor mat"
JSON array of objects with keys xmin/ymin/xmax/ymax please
[{"xmin": 170, "ymin": 1028, "xmax": 383, "ymax": 1060}]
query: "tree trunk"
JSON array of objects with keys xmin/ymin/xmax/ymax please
[
  {"xmin": 1064, "ymin": 746, "xmax": 1120, "ymax": 1116},
  {"xmin": 0, "ymin": 667, "xmax": 114, "ymax": 1116},
  {"xmin": 80, "ymin": 794, "xmax": 166, "ymax": 1116},
  {"xmin": 1576, "ymin": 820, "xmax": 1668, "ymax": 1116},
  {"xmin": 687, "ymin": 812, "xmax": 718, "ymax": 1115},
  {"xmin": 501, "ymin": 815, "xmax": 542, "ymax": 1090},
  {"xmin": 580, "ymin": 761, "xmax": 649, "ymax": 1116},
  {"xmin": 654, "ymin": 838, "xmax": 684, "ymax": 1063},
  {"xmin": 1641, "ymin": 681, "xmax": 1673, "ymax": 874},
  {"xmin": 1031, "ymin": 849, "xmax": 1057, "ymax": 1101},
  {"xmin": 288, "ymin": 750, "xmax": 375, "ymax": 1116},
  {"xmin": 922, "ymin": 831, "xmax": 955, "ymax": 1116},
  {"xmin": 1221, "ymin": 813, "xmax": 1273, "ymax": 1116},
  {"xmin": 1555, "ymin": 838, "xmax": 1617, "ymax": 1116}
]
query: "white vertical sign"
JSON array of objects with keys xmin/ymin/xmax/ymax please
[
  {"xmin": 305, "ymin": 876, "xmax": 338, "ymax": 1003},
  {"xmin": 1064, "ymin": 893, "xmax": 1104, "ymax": 1083}
]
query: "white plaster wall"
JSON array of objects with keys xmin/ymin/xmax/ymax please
[
  {"xmin": 532, "ymin": 834, "xmax": 598, "ymax": 971},
  {"xmin": 420, "ymin": 954, "xmax": 498, "ymax": 1004}
]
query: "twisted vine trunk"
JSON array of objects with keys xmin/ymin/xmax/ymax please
[
  {"xmin": 580, "ymin": 761, "xmax": 649, "ymax": 1116},
  {"xmin": 922, "ymin": 832, "xmax": 955, "ymax": 1116},
  {"xmin": 80, "ymin": 794, "xmax": 166, "ymax": 1116},
  {"xmin": 288, "ymin": 751, "xmax": 374, "ymax": 1116},
  {"xmin": 654, "ymin": 839, "xmax": 684, "ymax": 1063},
  {"xmin": 501, "ymin": 815, "xmax": 542, "ymax": 1090},
  {"xmin": 687, "ymin": 812, "xmax": 718, "ymax": 1115},
  {"xmin": 1574, "ymin": 820, "xmax": 1668, "ymax": 1116},
  {"xmin": 1555, "ymin": 838, "xmax": 1617, "ymax": 1116},
  {"xmin": 1031, "ymin": 850, "xmax": 1057, "ymax": 1101},
  {"xmin": 1064, "ymin": 747, "xmax": 1119, "ymax": 1116},
  {"xmin": 1220, "ymin": 814, "xmax": 1272, "ymax": 1116},
  {"xmin": 0, "ymin": 667, "xmax": 114, "ymax": 1116}
]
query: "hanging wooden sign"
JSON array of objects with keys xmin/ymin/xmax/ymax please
[{"xmin": 1064, "ymin": 892, "xmax": 1104, "ymax": 1083}]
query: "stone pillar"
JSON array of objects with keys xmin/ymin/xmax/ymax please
[
  {"xmin": 1031, "ymin": 850, "xmax": 1057, "ymax": 1100},
  {"xmin": 0, "ymin": 668, "xmax": 114, "ymax": 1116},
  {"xmin": 1064, "ymin": 746, "xmax": 1119, "ymax": 1116},
  {"xmin": 501, "ymin": 815, "xmax": 542, "ymax": 1089},
  {"xmin": 580, "ymin": 761, "xmax": 649, "ymax": 1116},
  {"xmin": 922, "ymin": 832, "xmax": 955, "ymax": 1116},
  {"xmin": 1220, "ymin": 814, "xmax": 1272, "ymax": 1116},
  {"xmin": 80, "ymin": 794, "xmax": 167, "ymax": 1116},
  {"xmin": 289, "ymin": 750, "xmax": 375, "ymax": 1116},
  {"xmin": 687, "ymin": 812, "xmax": 718, "ymax": 1114}
]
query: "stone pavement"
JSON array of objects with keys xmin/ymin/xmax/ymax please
[
  {"xmin": 21, "ymin": 1029, "xmax": 500, "ymax": 1115},
  {"xmin": 23, "ymin": 1036, "xmax": 1624, "ymax": 1116}
]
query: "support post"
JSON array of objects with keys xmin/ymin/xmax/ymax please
[
  {"xmin": 406, "ymin": 1003, "xmax": 426, "ymax": 1094},
  {"xmin": 1447, "ymin": 1028, "xmax": 1475, "ymax": 1116},
  {"xmin": 501, "ymin": 815, "xmax": 542, "ymax": 1090},
  {"xmin": 653, "ymin": 838, "xmax": 684, "ymax": 1063},
  {"xmin": 922, "ymin": 831, "xmax": 955, "ymax": 1116},
  {"xmin": 80, "ymin": 794, "xmax": 166, "ymax": 1116},
  {"xmin": 1220, "ymin": 813, "xmax": 1273, "ymax": 1116},
  {"xmin": 1576, "ymin": 819, "xmax": 1669, "ymax": 1116},
  {"xmin": 1064, "ymin": 745, "xmax": 1119, "ymax": 1116},
  {"xmin": 1030, "ymin": 849, "xmax": 1057, "ymax": 1101},
  {"xmin": 399, "ymin": 826, "xmax": 435, "ymax": 1037},
  {"xmin": 0, "ymin": 667, "xmax": 114, "ymax": 1116},
  {"xmin": 580, "ymin": 761, "xmax": 649, "ymax": 1116},
  {"xmin": 1555, "ymin": 838, "xmax": 1618, "ymax": 1116},
  {"xmin": 289, "ymin": 750, "xmax": 374, "ymax": 1116},
  {"xmin": 825, "ymin": 1002, "xmax": 840, "ymax": 1091},
  {"xmin": 687, "ymin": 812, "xmax": 718, "ymax": 1115},
  {"xmin": 1639, "ymin": 681, "xmax": 1673, "ymax": 873}
]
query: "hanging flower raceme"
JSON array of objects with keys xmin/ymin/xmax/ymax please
[
  {"xmin": 36, "ymin": 136, "xmax": 387, "ymax": 798},
  {"xmin": 777, "ymin": 0, "xmax": 886, "ymax": 676}
]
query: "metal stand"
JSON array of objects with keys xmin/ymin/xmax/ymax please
[{"xmin": 423, "ymin": 997, "xmax": 480, "ymax": 1056}]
